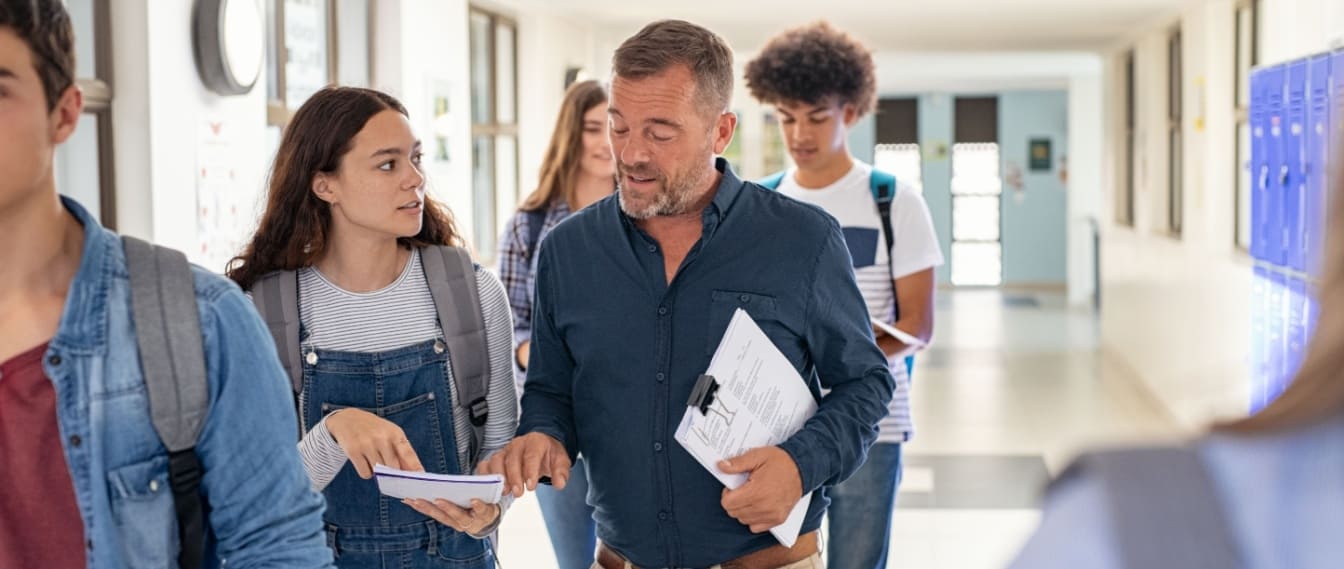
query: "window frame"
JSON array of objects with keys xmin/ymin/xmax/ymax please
[
  {"xmin": 1233, "ymin": 0, "xmax": 1261, "ymax": 250},
  {"xmin": 267, "ymin": 0, "xmax": 367, "ymax": 127},
  {"xmin": 468, "ymin": 5, "xmax": 519, "ymax": 263},
  {"xmin": 70, "ymin": 0, "xmax": 117, "ymax": 228},
  {"xmin": 1119, "ymin": 50, "xmax": 1137, "ymax": 227},
  {"xmin": 1167, "ymin": 26, "xmax": 1184, "ymax": 237}
]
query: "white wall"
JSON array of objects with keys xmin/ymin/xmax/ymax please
[
  {"xmin": 109, "ymin": 0, "xmax": 595, "ymax": 270},
  {"xmin": 110, "ymin": 0, "xmax": 271, "ymax": 274},
  {"xmin": 516, "ymin": 12, "xmax": 600, "ymax": 203},
  {"xmin": 1098, "ymin": 0, "xmax": 1344, "ymax": 429}
]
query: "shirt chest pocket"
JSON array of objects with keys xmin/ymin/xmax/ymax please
[
  {"xmin": 705, "ymin": 291, "xmax": 803, "ymax": 364},
  {"xmin": 106, "ymin": 455, "xmax": 178, "ymax": 567}
]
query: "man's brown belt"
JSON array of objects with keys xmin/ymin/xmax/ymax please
[{"xmin": 594, "ymin": 531, "xmax": 819, "ymax": 569}]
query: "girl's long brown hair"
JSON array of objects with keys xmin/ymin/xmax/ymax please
[
  {"xmin": 1220, "ymin": 129, "xmax": 1344, "ymax": 434},
  {"xmin": 518, "ymin": 80, "xmax": 608, "ymax": 212},
  {"xmin": 227, "ymin": 86, "xmax": 460, "ymax": 291}
]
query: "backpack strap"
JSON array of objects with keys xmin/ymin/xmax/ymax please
[
  {"xmin": 421, "ymin": 246, "xmax": 491, "ymax": 463},
  {"xmin": 869, "ymin": 169, "xmax": 898, "ymax": 260},
  {"xmin": 869, "ymin": 169, "xmax": 914, "ymax": 377},
  {"xmin": 1055, "ymin": 447, "xmax": 1243, "ymax": 569},
  {"xmin": 122, "ymin": 236, "xmax": 209, "ymax": 569},
  {"xmin": 757, "ymin": 171, "xmax": 787, "ymax": 190},
  {"xmin": 524, "ymin": 207, "xmax": 548, "ymax": 262},
  {"xmin": 248, "ymin": 270, "xmax": 303, "ymax": 394}
]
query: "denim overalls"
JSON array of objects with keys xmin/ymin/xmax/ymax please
[{"xmin": 300, "ymin": 336, "xmax": 493, "ymax": 568}]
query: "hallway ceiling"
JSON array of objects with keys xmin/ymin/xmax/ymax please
[{"xmin": 511, "ymin": 0, "xmax": 1184, "ymax": 52}]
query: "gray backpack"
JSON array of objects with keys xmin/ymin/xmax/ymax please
[
  {"xmin": 246, "ymin": 246, "xmax": 493, "ymax": 462},
  {"xmin": 1054, "ymin": 446, "xmax": 1244, "ymax": 569},
  {"xmin": 122, "ymin": 236, "xmax": 210, "ymax": 569}
]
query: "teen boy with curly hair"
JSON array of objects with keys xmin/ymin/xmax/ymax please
[{"xmin": 746, "ymin": 21, "xmax": 945, "ymax": 569}]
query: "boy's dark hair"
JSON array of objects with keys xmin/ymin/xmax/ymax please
[
  {"xmin": 613, "ymin": 19, "xmax": 734, "ymax": 119},
  {"xmin": 744, "ymin": 21, "xmax": 876, "ymax": 116},
  {"xmin": 0, "ymin": 0, "xmax": 76, "ymax": 112}
]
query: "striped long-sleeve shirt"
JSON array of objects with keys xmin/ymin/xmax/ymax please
[{"xmin": 294, "ymin": 251, "xmax": 517, "ymax": 492}]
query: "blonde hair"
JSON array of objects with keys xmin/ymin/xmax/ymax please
[
  {"xmin": 519, "ymin": 80, "xmax": 608, "ymax": 212},
  {"xmin": 1220, "ymin": 134, "xmax": 1344, "ymax": 433}
]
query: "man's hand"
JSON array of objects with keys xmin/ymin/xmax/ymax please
[
  {"xmin": 719, "ymin": 446, "xmax": 804, "ymax": 533},
  {"xmin": 479, "ymin": 432, "xmax": 572, "ymax": 498}
]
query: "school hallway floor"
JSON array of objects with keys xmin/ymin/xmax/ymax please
[{"xmin": 495, "ymin": 289, "xmax": 1186, "ymax": 569}]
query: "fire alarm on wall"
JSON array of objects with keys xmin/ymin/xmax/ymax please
[{"xmin": 192, "ymin": 0, "xmax": 264, "ymax": 96}]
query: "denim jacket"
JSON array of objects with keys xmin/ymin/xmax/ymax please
[{"xmin": 47, "ymin": 197, "xmax": 332, "ymax": 568}]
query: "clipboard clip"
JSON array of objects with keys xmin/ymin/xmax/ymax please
[{"xmin": 687, "ymin": 374, "xmax": 720, "ymax": 415}]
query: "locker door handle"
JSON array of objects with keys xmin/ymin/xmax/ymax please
[
  {"xmin": 1280, "ymin": 165, "xmax": 1291, "ymax": 188},
  {"xmin": 1259, "ymin": 166, "xmax": 1270, "ymax": 190}
]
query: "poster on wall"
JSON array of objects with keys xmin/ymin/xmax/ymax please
[
  {"xmin": 284, "ymin": 0, "xmax": 329, "ymax": 108},
  {"xmin": 196, "ymin": 118, "xmax": 246, "ymax": 274}
]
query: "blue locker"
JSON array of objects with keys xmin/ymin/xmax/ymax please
[
  {"xmin": 1306, "ymin": 284, "xmax": 1321, "ymax": 352},
  {"xmin": 1250, "ymin": 67, "xmax": 1273, "ymax": 262},
  {"xmin": 1249, "ymin": 267, "xmax": 1270, "ymax": 413},
  {"xmin": 1265, "ymin": 65, "xmax": 1289, "ymax": 267},
  {"xmin": 1286, "ymin": 277, "xmax": 1308, "ymax": 384},
  {"xmin": 1285, "ymin": 61, "xmax": 1308, "ymax": 271},
  {"xmin": 1265, "ymin": 271, "xmax": 1288, "ymax": 402},
  {"xmin": 1306, "ymin": 55, "xmax": 1332, "ymax": 278},
  {"xmin": 1334, "ymin": 50, "xmax": 1344, "ymax": 214}
]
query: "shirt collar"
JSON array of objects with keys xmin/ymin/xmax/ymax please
[{"xmin": 50, "ymin": 196, "xmax": 116, "ymax": 354}]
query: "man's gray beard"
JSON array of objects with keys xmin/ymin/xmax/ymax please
[{"xmin": 618, "ymin": 178, "xmax": 699, "ymax": 220}]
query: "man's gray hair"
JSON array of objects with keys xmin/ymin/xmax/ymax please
[{"xmin": 612, "ymin": 19, "xmax": 734, "ymax": 117}]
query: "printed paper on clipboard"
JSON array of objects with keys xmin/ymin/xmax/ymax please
[{"xmin": 673, "ymin": 308, "xmax": 818, "ymax": 547}]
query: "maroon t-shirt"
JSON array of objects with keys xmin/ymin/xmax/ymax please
[{"xmin": 0, "ymin": 343, "xmax": 88, "ymax": 568}]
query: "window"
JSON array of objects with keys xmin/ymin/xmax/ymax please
[
  {"xmin": 950, "ymin": 97, "xmax": 1002, "ymax": 287},
  {"xmin": 469, "ymin": 7, "xmax": 518, "ymax": 262},
  {"xmin": 1234, "ymin": 0, "xmax": 1260, "ymax": 250},
  {"xmin": 950, "ymin": 143, "xmax": 1003, "ymax": 286},
  {"xmin": 53, "ymin": 0, "xmax": 116, "ymax": 227},
  {"xmin": 1168, "ymin": 28, "xmax": 1184, "ymax": 237},
  {"xmin": 1119, "ymin": 50, "xmax": 1136, "ymax": 227},
  {"xmin": 874, "ymin": 144, "xmax": 923, "ymax": 194},
  {"xmin": 722, "ymin": 109, "xmax": 743, "ymax": 172},
  {"xmin": 875, "ymin": 98, "xmax": 921, "ymax": 192},
  {"xmin": 762, "ymin": 112, "xmax": 787, "ymax": 174},
  {"xmin": 266, "ymin": 0, "xmax": 371, "ymax": 127}
]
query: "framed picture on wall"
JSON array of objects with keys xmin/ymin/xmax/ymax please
[{"xmin": 1029, "ymin": 138, "xmax": 1052, "ymax": 171}]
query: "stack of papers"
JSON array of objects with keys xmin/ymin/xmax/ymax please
[
  {"xmin": 871, "ymin": 317, "xmax": 926, "ymax": 360},
  {"xmin": 674, "ymin": 309, "xmax": 818, "ymax": 547},
  {"xmin": 374, "ymin": 465, "xmax": 505, "ymax": 508}
]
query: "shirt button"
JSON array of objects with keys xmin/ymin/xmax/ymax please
[
  {"xmin": 48, "ymin": 354, "xmax": 63, "ymax": 366},
  {"xmin": 658, "ymin": 511, "xmax": 669, "ymax": 521},
  {"xmin": 656, "ymin": 373, "xmax": 665, "ymax": 382},
  {"xmin": 740, "ymin": 295, "xmax": 750, "ymax": 303},
  {"xmin": 647, "ymin": 245, "xmax": 657, "ymax": 253},
  {"xmin": 86, "ymin": 539, "xmax": 93, "ymax": 551},
  {"xmin": 69, "ymin": 435, "xmax": 82, "ymax": 447},
  {"xmin": 149, "ymin": 480, "xmax": 160, "ymax": 493},
  {"xmin": 657, "ymin": 306, "xmax": 668, "ymax": 316},
  {"xmin": 654, "ymin": 442, "xmax": 664, "ymax": 452}
]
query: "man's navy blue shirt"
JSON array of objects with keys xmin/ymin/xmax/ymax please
[{"xmin": 519, "ymin": 159, "xmax": 895, "ymax": 568}]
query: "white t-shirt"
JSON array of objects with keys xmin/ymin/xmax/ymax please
[{"xmin": 778, "ymin": 161, "xmax": 944, "ymax": 442}]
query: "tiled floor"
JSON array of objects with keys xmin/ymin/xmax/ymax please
[{"xmin": 495, "ymin": 289, "xmax": 1185, "ymax": 569}]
